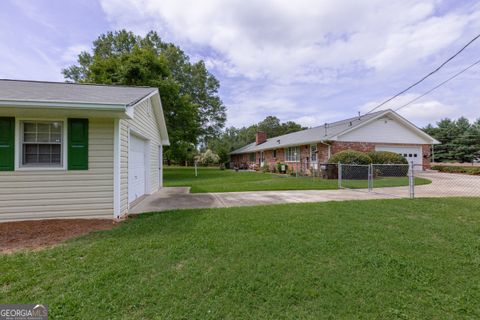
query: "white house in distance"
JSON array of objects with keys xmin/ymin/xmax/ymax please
[{"xmin": 0, "ymin": 79, "xmax": 169, "ymax": 222}]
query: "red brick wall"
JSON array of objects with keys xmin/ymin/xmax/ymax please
[
  {"xmin": 230, "ymin": 148, "xmax": 286, "ymax": 170},
  {"xmin": 331, "ymin": 141, "xmax": 431, "ymax": 167},
  {"xmin": 316, "ymin": 143, "xmax": 330, "ymax": 163},
  {"xmin": 256, "ymin": 132, "xmax": 267, "ymax": 145},
  {"xmin": 231, "ymin": 141, "xmax": 432, "ymax": 169},
  {"xmin": 422, "ymin": 145, "xmax": 431, "ymax": 168}
]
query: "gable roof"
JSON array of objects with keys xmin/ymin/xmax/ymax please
[
  {"xmin": 0, "ymin": 79, "xmax": 170, "ymax": 145},
  {"xmin": 230, "ymin": 109, "xmax": 439, "ymax": 155},
  {"xmin": 0, "ymin": 79, "xmax": 157, "ymax": 108}
]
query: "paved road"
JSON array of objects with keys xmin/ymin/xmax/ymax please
[{"xmin": 130, "ymin": 172, "xmax": 480, "ymax": 214}]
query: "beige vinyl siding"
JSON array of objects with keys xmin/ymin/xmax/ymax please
[
  {"xmin": 0, "ymin": 118, "xmax": 114, "ymax": 221},
  {"xmin": 120, "ymin": 98, "xmax": 162, "ymax": 214}
]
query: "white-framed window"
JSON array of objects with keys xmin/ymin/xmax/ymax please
[
  {"xmin": 20, "ymin": 120, "xmax": 64, "ymax": 167},
  {"xmin": 285, "ymin": 146, "xmax": 300, "ymax": 162},
  {"xmin": 310, "ymin": 144, "xmax": 317, "ymax": 162}
]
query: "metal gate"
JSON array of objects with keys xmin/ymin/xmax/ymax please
[{"xmin": 339, "ymin": 163, "xmax": 413, "ymax": 198}]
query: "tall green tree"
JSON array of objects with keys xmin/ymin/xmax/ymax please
[
  {"xmin": 63, "ymin": 30, "xmax": 226, "ymax": 163},
  {"xmin": 424, "ymin": 117, "xmax": 480, "ymax": 163}
]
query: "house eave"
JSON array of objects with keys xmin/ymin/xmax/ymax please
[
  {"xmin": 0, "ymin": 99, "xmax": 127, "ymax": 111},
  {"xmin": 230, "ymin": 139, "xmax": 329, "ymax": 155}
]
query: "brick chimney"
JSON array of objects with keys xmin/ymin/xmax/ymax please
[{"xmin": 256, "ymin": 131, "xmax": 267, "ymax": 145}]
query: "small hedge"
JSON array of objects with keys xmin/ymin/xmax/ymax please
[
  {"xmin": 432, "ymin": 165, "xmax": 480, "ymax": 175},
  {"xmin": 367, "ymin": 151, "xmax": 408, "ymax": 164},
  {"xmin": 328, "ymin": 150, "xmax": 372, "ymax": 165}
]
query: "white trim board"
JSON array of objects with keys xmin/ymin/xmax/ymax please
[
  {"xmin": 113, "ymin": 118, "xmax": 121, "ymax": 219},
  {"xmin": 14, "ymin": 117, "xmax": 68, "ymax": 171}
]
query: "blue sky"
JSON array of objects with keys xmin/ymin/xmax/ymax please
[{"xmin": 1, "ymin": 0, "xmax": 479, "ymax": 128}]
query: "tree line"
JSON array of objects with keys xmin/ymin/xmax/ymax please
[
  {"xmin": 424, "ymin": 117, "xmax": 480, "ymax": 163},
  {"xmin": 207, "ymin": 116, "xmax": 306, "ymax": 164}
]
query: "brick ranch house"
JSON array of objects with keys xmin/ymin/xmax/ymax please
[{"xmin": 230, "ymin": 109, "xmax": 440, "ymax": 172}]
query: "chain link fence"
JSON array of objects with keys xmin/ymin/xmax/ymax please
[
  {"xmin": 335, "ymin": 163, "xmax": 480, "ymax": 199},
  {"xmin": 282, "ymin": 161, "xmax": 480, "ymax": 200},
  {"xmin": 411, "ymin": 164, "xmax": 480, "ymax": 199}
]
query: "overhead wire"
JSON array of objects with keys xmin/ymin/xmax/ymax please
[
  {"xmin": 394, "ymin": 58, "xmax": 480, "ymax": 112},
  {"xmin": 364, "ymin": 33, "xmax": 480, "ymax": 115}
]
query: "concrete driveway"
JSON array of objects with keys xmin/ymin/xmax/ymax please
[
  {"xmin": 129, "ymin": 171, "xmax": 480, "ymax": 214},
  {"xmin": 374, "ymin": 171, "xmax": 480, "ymax": 198}
]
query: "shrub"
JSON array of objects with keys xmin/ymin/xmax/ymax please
[
  {"xmin": 432, "ymin": 165, "xmax": 480, "ymax": 175},
  {"xmin": 261, "ymin": 163, "xmax": 270, "ymax": 173},
  {"xmin": 328, "ymin": 150, "xmax": 372, "ymax": 165},
  {"xmin": 367, "ymin": 151, "xmax": 408, "ymax": 164},
  {"xmin": 195, "ymin": 149, "xmax": 220, "ymax": 165}
]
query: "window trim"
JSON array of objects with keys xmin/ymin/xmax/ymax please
[
  {"xmin": 15, "ymin": 118, "xmax": 68, "ymax": 171},
  {"xmin": 284, "ymin": 146, "xmax": 300, "ymax": 162},
  {"xmin": 310, "ymin": 144, "xmax": 317, "ymax": 163}
]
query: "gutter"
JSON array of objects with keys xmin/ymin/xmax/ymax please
[{"xmin": 0, "ymin": 99, "xmax": 126, "ymax": 111}]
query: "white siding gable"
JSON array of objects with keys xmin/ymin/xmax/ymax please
[
  {"xmin": 119, "ymin": 97, "xmax": 163, "ymax": 215},
  {"xmin": 337, "ymin": 116, "xmax": 431, "ymax": 144}
]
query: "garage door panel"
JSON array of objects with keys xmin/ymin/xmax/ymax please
[
  {"xmin": 129, "ymin": 135, "xmax": 146, "ymax": 203},
  {"xmin": 375, "ymin": 145, "xmax": 422, "ymax": 166}
]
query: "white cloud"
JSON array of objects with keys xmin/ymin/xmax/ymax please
[
  {"xmin": 61, "ymin": 44, "xmax": 90, "ymax": 63},
  {"xmin": 360, "ymin": 93, "xmax": 459, "ymax": 126},
  {"xmin": 99, "ymin": 0, "xmax": 476, "ymax": 80},
  {"xmin": 98, "ymin": 0, "xmax": 480, "ymax": 127}
]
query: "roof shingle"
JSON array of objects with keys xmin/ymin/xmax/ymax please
[
  {"xmin": 230, "ymin": 110, "xmax": 387, "ymax": 154},
  {"xmin": 0, "ymin": 79, "xmax": 157, "ymax": 106}
]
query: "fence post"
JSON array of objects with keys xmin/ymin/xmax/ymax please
[
  {"xmin": 368, "ymin": 164, "xmax": 373, "ymax": 192},
  {"xmin": 409, "ymin": 161, "xmax": 415, "ymax": 199},
  {"xmin": 338, "ymin": 162, "xmax": 342, "ymax": 189}
]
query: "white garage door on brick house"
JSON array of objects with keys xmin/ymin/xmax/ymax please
[{"xmin": 375, "ymin": 145, "xmax": 423, "ymax": 166}]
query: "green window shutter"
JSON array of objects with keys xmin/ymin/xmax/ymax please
[
  {"xmin": 0, "ymin": 117, "xmax": 15, "ymax": 171},
  {"xmin": 68, "ymin": 118, "xmax": 89, "ymax": 170}
]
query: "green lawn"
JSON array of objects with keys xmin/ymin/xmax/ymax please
[
  {"xmin": 1, "ymin": 198, "xmax": 480, "ymax": 319},
  {"xmin": 164, "ymin": 167, "xmax": 431, "ymax": 193}
]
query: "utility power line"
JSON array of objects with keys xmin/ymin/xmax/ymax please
[
  {"xmin": 394, "ymin": 58, "xmax": 480, "ymax": 112},
  {"xmin": 365, "ymin": 33, "xmax": 480, "ymax": 115}
]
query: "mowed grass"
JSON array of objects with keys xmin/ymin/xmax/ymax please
[
  {"xmin": 164, "ymin": 167, "xmax": 430, "ymax": 193},
  {"xmin": 1, "ymin": 198, "xmax": 480, "ymax": 319}
]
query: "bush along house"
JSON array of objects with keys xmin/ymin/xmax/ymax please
[{"xmin": 230, "ymin": 109, "xmax": 440, "ymax": 173}]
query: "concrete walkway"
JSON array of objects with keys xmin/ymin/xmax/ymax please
[{"xmin": 129, "ymin": 171, "xmax": 480, "ymax": 214}]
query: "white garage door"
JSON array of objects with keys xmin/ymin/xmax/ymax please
[
  {"xmin": 375, "ymin": 145, "xmax": 423, "ymax": 166},
  {"xmin": 129, "ymin": 134, "xmax": 146, "ymax": 204}
]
